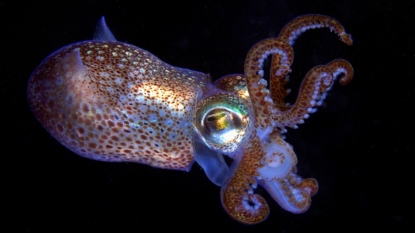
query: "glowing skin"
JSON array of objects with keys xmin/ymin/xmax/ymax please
[{"xmin": 27, "ymin": 15, "xmax": 353, "ymax": 224}]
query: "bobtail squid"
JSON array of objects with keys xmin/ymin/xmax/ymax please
[{"xmin": 27, "ymin": 15, "xmax": 354, "ymax": 224}]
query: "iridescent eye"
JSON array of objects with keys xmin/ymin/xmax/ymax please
[
  {"xmin": 204, "ymin": 108, "xmax": 243, "ymax": 134},
  {"xmin": 195, "ymin": 93, "xmax": 253, "ymax": 153}
]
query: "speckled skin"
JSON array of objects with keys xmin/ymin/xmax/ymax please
[
  {"xmin": 28, "ymin": 15, "xmax": 354, "ymax": 224},
  {"xmin": 220, "ymin": 14, "xmax": 353, "ymax": 224},
  {"xmin": 28, "ymin": 41, "xmax": 209, "ymax": 171}
]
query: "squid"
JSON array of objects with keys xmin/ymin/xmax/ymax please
[{"xmin": 27, "ymin": 15, "xmax": 353, "ymax": 224}]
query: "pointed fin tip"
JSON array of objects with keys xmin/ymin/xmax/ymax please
[{"xmin": 93, "ymin": 16, "xmax": 117, "ymax": 42}]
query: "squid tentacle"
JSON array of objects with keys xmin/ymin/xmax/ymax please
[
  {"xmin": 270, "ymin": 15, "xmax": 352, "ymax": 112},
  {"xmin": 219, "ymin": 37, "xmax": 301, "ymax": 224},
  {"xmin": 273, "ymin": 59, "xmax": 353, "ymax": 129},
  {"xmin": 268, "ymin": 15, "xmax": 353, "ymax": 129},
  {"xmin": 275, "ymin": 59, "xmax": 354, "ymax": 128},
  {"xmin": 277, "ymin": 14, "xmax": 353, "ymax": 46},
  {"xmin": 244, "ymin": 38, "xmax": 293, "ymax": 130},
  {"xmin": 326, "ymin": 59, "xmax": 354, "ymax": 85},
  {"xmin": 274, "ymin": 65, "xmax": 334, "ymax": 128},
  {"xmin": 256, "ymin": 132, "xmax": 318, "ymax": 214},
  {"xmin": 269, "ymin": 53, "xmax": 293, "ymax": 112},
  {"xmin": 215, "ymin": 74, "xmax": 271, "ymax": 224},
  {"xmin": 259, "ymin": 173, "xmax": 318, "ymax": 214},
  {"xmin": 220, "ymin": 15, "xmax": 353, "ymax": 224},
  {"xmin": 220, "ymin": 135, "xmax": 269, "ymax": 224}
]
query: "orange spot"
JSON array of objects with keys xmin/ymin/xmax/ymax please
[
  {"xmin": 57, "ymin": 124, "xmax": 63, "ymax": 132},
  {"xmin": 82, "ymin": 104, "xmax": 89, "ymax": 113},
  {"xmin": 89, "ymin": 142, "xmax": 97, "ymax": 149},
  {"xmin": 78, "ymin": 127, "xmax": 85, "ymax": 134}
]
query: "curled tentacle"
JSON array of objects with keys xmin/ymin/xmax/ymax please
[
  {"xmin": 278, "ymin": 14, "xmax": 353, "ymax": 46},
  {"xmin": 326, "ymin": 59, "xmax": 354, "ymax": 85},
  {"xmin": 274, "ymin": 65, "xmax": 334, "ymax": 129},
  {"xmin": 244, "ymin": 38, "xmax": 293, "ymax": 130},
  {"xmin": 214, "ymin": 74, "xmax": 271, "ymax": 223},
  {"xmin": 219, "ymin": 15, "xmax": 353, "ymax": 224},
  {"xmin": 269, "ymin": 15, "xmax": 352, "ymax": 124},
  {"xmin": 220, "ymin": 135, "xmax": 270, "ymax": 224},
  {"xmin": 300, "ymin": 177, "xmax": 319, "ymax": 197},
  {"xmin": 256, "ymin": 132, "xmax": 318, "ymax": 213},
  {"xmin": 259, "ymin": 174, "xmax": 318, "ymax": 214}
]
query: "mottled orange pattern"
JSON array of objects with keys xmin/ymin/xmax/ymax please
[
  {"xmin": 28, "ymin": 14, "xmax": 353, "ymax": 225},
  {"xmin": 28, "ymin": 41, "xmax": 209, "ymax": 170},
  {"xmin": 220, "ymin": 14, "xmax": 353, "ymax": 224}
]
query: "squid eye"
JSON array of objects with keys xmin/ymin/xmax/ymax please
[
  {"xmin": 195, "ymin": 93, "xmax": 252, "ymax": 153},
  {"xmin": 205, "ymin": 109, "xmax": 241, "ymax": 134}
]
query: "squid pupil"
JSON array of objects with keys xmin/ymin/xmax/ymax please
[
  {"xmin": 207, "ymin": 116, "xmax": 216, "ymax": 122},
  {"xmin": 205, "ymin": 111, "xmax": 230, "ymax": 131},
  {"xmin": 207, "ymin": 111, "xmax": 226, "ymax": 121}
]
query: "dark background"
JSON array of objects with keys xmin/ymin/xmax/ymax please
[{"xmin": 1, "ymin": 0, "xmax": 413, "ymax": 232}]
